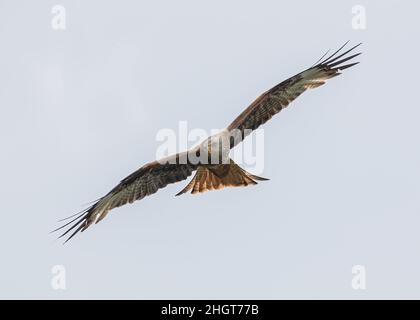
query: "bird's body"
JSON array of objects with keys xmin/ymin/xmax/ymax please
[{"xmin": 55, "ymin": 42, "xmax": 362, "ymax": 242}]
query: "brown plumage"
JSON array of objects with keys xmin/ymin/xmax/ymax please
[
  {"xmin": 227, "ymin": 42, "xmax": 361, "ymax": 147},
  {"xmin": 175, "ymin": 160, "xmax": 269, "ymax": 196},
  {"xmin": 54, "ymin": 42, "xmax": 361, "ymax": 242}
]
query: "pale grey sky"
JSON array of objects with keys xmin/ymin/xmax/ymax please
[{"xmin": 1, "ymin": 0, "xmax": 419, "ymax": 299}]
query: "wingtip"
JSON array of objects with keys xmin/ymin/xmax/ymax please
[
  {"xmin": 320, "ymin": 42, "xmax": 363, "ymax": 66},
  {"xmin": 337, "ymin": 61, "xmax": 360, "ymax": 70}
]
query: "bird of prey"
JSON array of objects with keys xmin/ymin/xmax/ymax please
[{"xmin": 55, "ymin": 42, "xmax": 361, "ymax": 242}]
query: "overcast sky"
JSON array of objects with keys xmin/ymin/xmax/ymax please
[{"xmin": 1, "ymin": 0, "xmax": 420, "ymax": 299}]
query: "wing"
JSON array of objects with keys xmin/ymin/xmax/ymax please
[
  {"xmin": 227, "ymin": 42, "xmax": 362, "ymax": 148},
  {"xmin": 54, "ymin": 151, "xmax": 197, "ymax": 242}
]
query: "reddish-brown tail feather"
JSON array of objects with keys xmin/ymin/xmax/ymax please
[{"xmin": 176, "ymin": 161, "xmax": 268, "ymax": 196}]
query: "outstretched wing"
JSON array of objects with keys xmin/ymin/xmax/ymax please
[
  {"xmin": 54, "ymin": 152, "xmax": 197, "ymax": 242},
  {"xmin": 227, "ymin": 42, "xmax": 361, "ymax": 147}
]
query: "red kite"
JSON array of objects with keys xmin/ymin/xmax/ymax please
[{"xmin": 55, "ymin": 42, "xmax": 361, "ymax": 242}]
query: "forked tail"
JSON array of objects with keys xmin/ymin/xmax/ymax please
[{"xmin": 176, "ymin": 160, "xmax": 268, "ymax": 196}]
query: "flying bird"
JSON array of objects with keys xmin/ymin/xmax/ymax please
[{"xmin": 54, "ymin": 42, "xmax": 361, "ymax": 242}]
